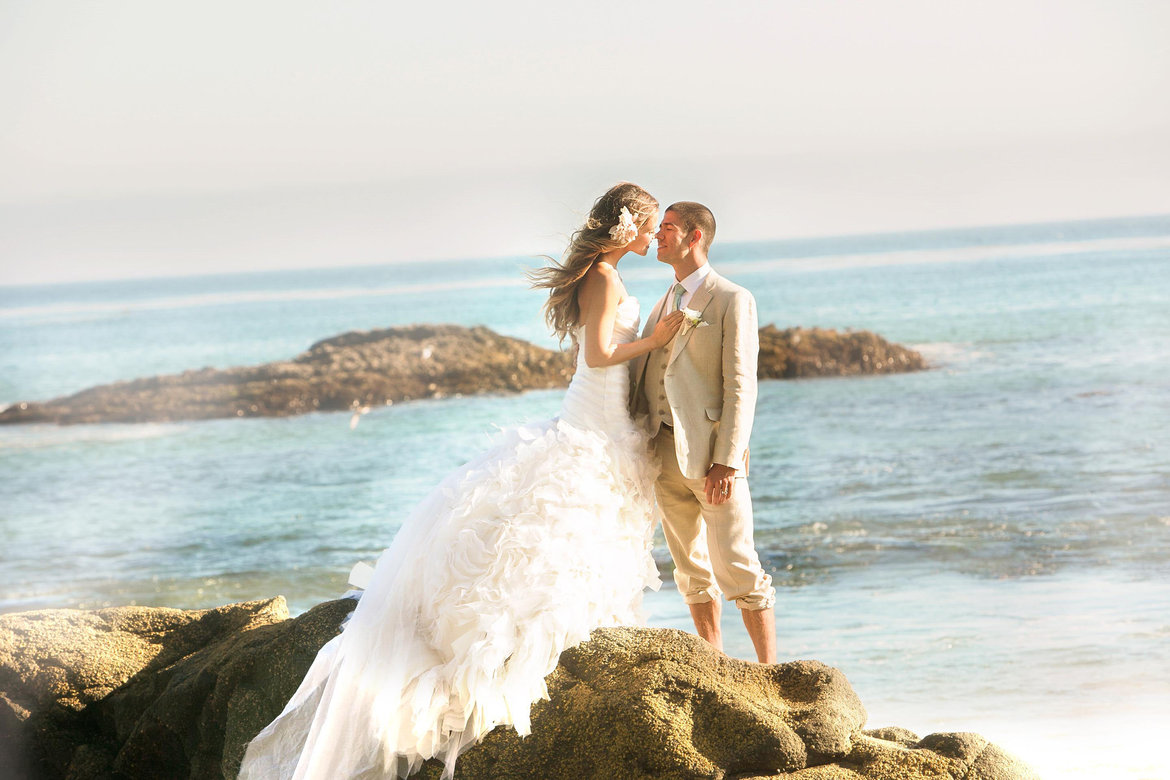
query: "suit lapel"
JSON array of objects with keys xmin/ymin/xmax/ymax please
[{"xmin": 668, "ymin": 270, "xmax": 718, "ymax": 366}]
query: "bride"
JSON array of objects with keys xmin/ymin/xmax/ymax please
[{"xmin": 239, "ymin": 183, "xmax": 685, "ymax": 779}]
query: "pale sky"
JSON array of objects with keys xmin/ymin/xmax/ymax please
[{"xmin": 2, "ymin": 0, "xmax": 1168, "ymax": 285}]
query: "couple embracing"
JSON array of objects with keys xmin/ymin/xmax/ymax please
[{"xmin": 240, "ymin": 183, "xmax": 777, "ymax": 779}]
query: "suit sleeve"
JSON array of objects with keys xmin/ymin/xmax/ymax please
[{"xmin": 713, "ymin": 289, "xmax": 758, "ymax": 470}]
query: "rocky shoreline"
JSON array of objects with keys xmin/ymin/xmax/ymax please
[
  {"xmin": 0, "ymin": 324, "xmax": 926, "ymax": 426},
  {"xmin": 0, "ymin": 598, "xmax": 1037, "ymax": 780}
]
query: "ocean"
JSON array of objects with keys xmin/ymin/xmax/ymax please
[{"xmin": 2, "ymin": 215, "xmax": 1169, "ymax": 778}]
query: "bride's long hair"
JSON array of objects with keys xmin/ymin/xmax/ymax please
[{"xmin": 529, "ymin": 182, "xmax": 658, "ymax": 343}]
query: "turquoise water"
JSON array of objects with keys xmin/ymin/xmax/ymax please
[{"xmin": 2, "ymin": 216, "xmax": 1169, "ymax": 777}]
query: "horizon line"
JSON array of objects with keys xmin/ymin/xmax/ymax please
[{"xmin": 3, "ymin": 211, "xmax": 1168, "ymax": 292}]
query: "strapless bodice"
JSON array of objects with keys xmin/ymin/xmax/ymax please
[{"xmin": 558, "ymin": 297, "xmax": 641, "ymax": 436}]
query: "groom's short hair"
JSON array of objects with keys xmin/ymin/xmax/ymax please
[{"xmin": 666, "ymin": 202, "xmax": 716, "ymax": 253}]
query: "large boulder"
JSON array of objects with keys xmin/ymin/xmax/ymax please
[
  {"xmin": 416, "ymin": 628, "xmax": 866, "ymax": 779},
  {"xmin": 103, "ymin": 599, "xmax": 355, "ymax": 780},
  {"xmin": 0, "ymin": 598, "xmax": 353, "ymax": 779},
  {"xmin": 779, "ymin": 729, "xmax": 1042, "ymax": 780},
  {"xmin": 0, "ymin": 598, "xmax": 1037, "ymax": 780}
]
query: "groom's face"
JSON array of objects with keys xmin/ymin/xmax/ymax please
[{"xmin": 655, "ymin": 210, "xmax": 688, "ymax": 266}]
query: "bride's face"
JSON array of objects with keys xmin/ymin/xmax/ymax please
[{"xmin": 627, "ymin": 210, "xmax": 658, "ymax": 257}]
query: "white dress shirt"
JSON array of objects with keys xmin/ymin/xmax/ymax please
[{"xmin": 671, "ymin": 263, "xmax": 713, "ymax": 311}]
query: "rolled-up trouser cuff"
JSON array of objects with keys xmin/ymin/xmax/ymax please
[
  {"xmin": 682, "ymin": 588, "xmax": 721, "ymax": 605},
  {"xmin": 735, "ymin": 588, "xmax": 776, "ymax": 611}
]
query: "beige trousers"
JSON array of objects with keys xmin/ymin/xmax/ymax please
[{"xmin": 653, "ymin": 427, "xmax": 776, "ymax": 610}]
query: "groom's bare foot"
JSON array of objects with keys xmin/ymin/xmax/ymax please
[
  {"xmin": 689, "ymin": 600, "xmax": 723, "ymax": 652},
  {"xmin": 741, "ymin": 606, "xmax": 777, "ymax": 664}
]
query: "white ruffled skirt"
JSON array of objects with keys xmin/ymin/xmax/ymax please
[{"xmin": 239, "ymin": 417, "xmax": 661, "ymax": 779}]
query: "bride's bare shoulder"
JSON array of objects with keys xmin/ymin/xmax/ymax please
[
  {"xmin": 587, "ymin": 261, "xmax": 620, "ymax": 283},
  {"xmin": 580, "ymin": 263, "xmax": 622, "ymax": 302}
]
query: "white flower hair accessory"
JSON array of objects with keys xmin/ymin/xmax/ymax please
[
  {"xmin": 608, "ymin": 206, "xmax": 639, "ymax": 244},
  {"xmin": 679, "ymin": 307, "xmax": 709, "ymax": 335}
]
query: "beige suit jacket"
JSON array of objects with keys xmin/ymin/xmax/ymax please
[{"xmin": 630, "ymin": 269, "xmax": 759, "ymax": 480}]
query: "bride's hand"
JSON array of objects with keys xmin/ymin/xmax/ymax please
[{"xmin": 650, "ymin": 311, "xmax": 686, "ymax": 348}]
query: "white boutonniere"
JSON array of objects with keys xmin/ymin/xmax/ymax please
[{"xmin": 679, "ymin": 307, "xmax": 709, "ymax": 335}]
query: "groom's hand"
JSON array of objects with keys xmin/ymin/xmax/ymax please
[{"xmin": 705, "ymin": 463, "xmax": 738, "ymax": 505}]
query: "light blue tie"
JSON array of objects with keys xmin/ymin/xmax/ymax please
[{"xmin": 671, "ymin": 283, "xmax": 686, "ymax": 312}]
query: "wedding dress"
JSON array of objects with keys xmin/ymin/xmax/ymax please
[{"xmin": 239, "ymin": 297, "xmax": 660, "ymax": 779}]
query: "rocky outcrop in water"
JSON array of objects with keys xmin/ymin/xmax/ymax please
[
  {"xmin": 0, "ymin": 598, "xmax": 1036, "ymax": 780},
  {"xmin": 0, "ymin": 324, "xmax": 926, "ymax": 426},
  {"xmin": 0, "ymin": 325, "xmax": 575, "ymax": 426},
  {"xmin": 757, "ymin": 325, "xmax": 927, "ymax": 379}
]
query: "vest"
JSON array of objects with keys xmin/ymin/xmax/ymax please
[{"xmin": 643, "ymin": 337, "xmax": 674, "ymax": 430}]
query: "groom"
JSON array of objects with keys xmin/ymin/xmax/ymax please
[{"xmin": 631, "ymin": 201, "xmax": 777, "ymax": 663}]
